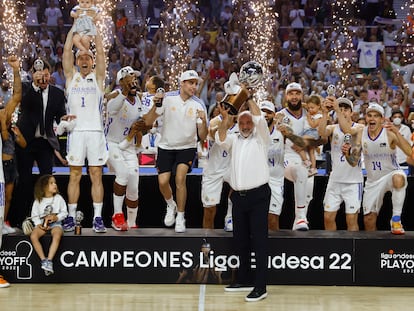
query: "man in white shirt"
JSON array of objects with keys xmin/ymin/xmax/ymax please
[
  {"xmin": 217, "ymin": 97, "xmax": 270, "ymax": 302},
  {"xmin": 143, "ymin": 70, "xmax": 208, "ymax": 233}
]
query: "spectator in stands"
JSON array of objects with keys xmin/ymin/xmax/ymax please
[{"xmin": 44, "ymin": 0, "xmax": 63, "ymax": 28}]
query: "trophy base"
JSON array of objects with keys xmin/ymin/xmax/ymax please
[{"xmin": 75, "ymin": 226, "xmax": 82, "ymax": 235}]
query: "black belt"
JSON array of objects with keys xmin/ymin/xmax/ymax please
[{"xmin": 234, "ymin": 184, "xmax": 267, "ymax": 197}]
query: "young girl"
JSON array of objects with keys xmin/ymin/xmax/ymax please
[
  {"xmin": 301, "ymin": 95, "xmax": 323, "ymax": 176},
  {"xmin": 30, "ymin": 175, "xmax": 68, "ymax": 276},
  {"xmin": 71, "ymin": 0, "xmax": 100, "ymax": 52}
]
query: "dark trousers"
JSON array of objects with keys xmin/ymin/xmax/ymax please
[
  {"xmin": 230, "ymin": 183, "xmax": 270, "ymax": 289},
  {"xmin": 10, "ymin": 138, "xmax": 54, "ymax": 226}
]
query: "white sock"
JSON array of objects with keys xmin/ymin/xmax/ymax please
[
  {"xmin": 93, "ymin": 202, "xmax": 103, "ymax": 219},
  {"xmin": 68, "ymin": 204, "xmax": 77, "ymax": 218},
  {"xmin": 127, "ymin": 206, "xmax": 138, "ymax": 227},
  {"xmin": 113, "ymin": 194, "xmax": 125, "ymax": 215},
  {"xmin": 226, "ymin": 198, "xmax": 233, "ymax": 218},
  {"xmin": 166, "ymin": 197, "xmax": 175, "ymax": 206},
  {"xmin": 177, "ymin": 211, "xmax": 185, "ymax": 219}
]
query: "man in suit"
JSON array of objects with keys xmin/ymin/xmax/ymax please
[{"xmin": 12, "ymin": 58, "xmax": 66, "ymax": 227}]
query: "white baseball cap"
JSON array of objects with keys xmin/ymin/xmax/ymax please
[
  {"xmin": 366, "ymin": 102, "xmax": 384, "ymax": 116},
  {"xmin": 116, "ymin": 66, "xmax": 141, "ymax": 85},
  {"xmin": 285, "ymin": 82, "xmax": 303, "ymax": 94},
  {"xmin": 180, "ymin": 70, "xmax": 202, "ymax": 82},
  {"xmin": 337, "ymin": 97, "xmax": 353, "ymax": 111},
  {"xmin": 75, "ymin": 49, "xmax": 94, "ymax": 59},
  {"xmin": 259, "ymin": 100, "xmax": 275, "ymax": 113}
]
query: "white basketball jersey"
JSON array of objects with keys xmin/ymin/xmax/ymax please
[
  {"xmin": 204, "ymin": 119, "xmax": 239, "ymax": 174},
  {"xmin": 268, "ymin": 126, "xmax": 284, "ymax": 180},
  {"xmin": 67, "ymin": 72, "xmax": 104, "ymax": 131},
  {"xmin": 105, "ymin": 95, "xmax": 143, "ymax": 143},
  {"xmin": 280, "ymin": 107, "xmax": 307, "ymax": 163},
  {"xmin": 330, "ymin": 124, "xmax": 363, "ymax": 183},
  {"xmin": 362, "ymin": 127, "xmax": 399, "ymax": 181}
]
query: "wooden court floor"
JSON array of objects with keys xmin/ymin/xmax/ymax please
[{"xmin": 1, "ymin": 283, "xmax": 414, "ymax": 310}]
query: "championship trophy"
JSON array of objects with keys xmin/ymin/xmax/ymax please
[
  {"xmin": 343, "ymin": 133, "xmax": 352, "ymax": 145},
  {"xmin": 220, "ymin": 61, "xmax": 263, "ymax": 115},
  {"xmin": 75, "ymin": 211, "xmax": 84, "ymax": 235},
  {"xmin": 42, "ymin": 205, "xmax": 53, "ymax": 228}
]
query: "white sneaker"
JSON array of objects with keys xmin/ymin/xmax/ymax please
[
  {"xmin": 292, "ymin": 218, "xmax": 309, "ymax": 231},
  {"xmin": 164, "ymin": 202, "xmax": 177, "ymax": 227},
  {"xmin": 2, "ymin": 223, "xmax": 15, "ymax": 235},
  {"xmin": 224, "ymin": 216, "xmax": 233, "ymax": 232},
  {"xmin": 175, "ymin": 215, "xmax": 186, "ymax": 233}
]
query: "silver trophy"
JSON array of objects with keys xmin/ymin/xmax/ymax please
[
  {"xmin": 42, "ymin": 205, "xmax": 53, "ymax": 228},
  {"xmin": 154, "ymin": 87, "xmax": 165, "ymax": 107},
  {"xmin": 75, "ymin": 211, "xmax": 84, "ymax": 235},
  {"xmin": 33, "ymin": 59, "xmax": 44, "ymax": 72},
  {"xmin": 343, "ymin": 133, "xmax": 352, "ymax": 144},
  {"xmin": 326, "ymin": 84, "xmax": 336, "ymax": 96}
]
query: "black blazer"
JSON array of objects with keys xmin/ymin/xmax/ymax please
[{"xmin": 17, "ymin": 82, "xmax": 67, "ymax": 151}]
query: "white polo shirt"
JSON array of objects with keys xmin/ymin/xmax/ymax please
[{"xmin": 155, "ymin": 90, "xmax": 206, "ymax": 150}]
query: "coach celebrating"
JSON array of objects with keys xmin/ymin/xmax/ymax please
[{"xmin": 216, "ymin": 96, "xmax": 271, "ymax": 302}]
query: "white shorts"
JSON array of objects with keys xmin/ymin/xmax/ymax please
[
  {"xmin": 201, "ymin": 169, "xmax": 229, "ymax": 207},
  {"xmin": 269, "ymin": 176, "xmax": 284, "ymax": 215},
  {"xmin": 67, "ymin": 131, "xmax": 109, "ymax": 166},
  {"xmin": 107, "ymin": 142, "xmax": 139, "ymax": 201},
  {"xmin": 362, "ymin": 170, "xmax": 407, "ymax": 215},
  {"xmin": 323, "ymin": 180, "xmax": 363, "ymax": 214}
]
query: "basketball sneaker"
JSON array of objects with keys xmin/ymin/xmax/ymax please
[
  {"xmin": 292, "ymin": 218, "xmax": 309, "ymax": 231},
  {"xmin": 112, "ymin": 213, "xmax": 128, "ymax": 231},
  {"xmin": 164, "ymin": 202, "xmax": 177, "ymax": 227},
  {"xmin": 93, "ymin": 217, "xmax": 107, "ymax": 233},
  {"xmin": 224, "ymin": 216, "xmax": 233, "ymax": 232},
  {"xmin": 0, "ymin": 275, "xmax": 10, "ymax": 288},
  {"xmin": 63, "ymin": 216, "xmax": 75, "ymax": 232},
  {"xmin": 175, "ymin": 215, "xmax": 186, "ymax": 233},
  {"xmin": 391, "ymin": 215, "xmax": 405, "ymax": 235},
  {"xmin": 2, "ymin": 221, "xmax": 16, "ymax": 234}
]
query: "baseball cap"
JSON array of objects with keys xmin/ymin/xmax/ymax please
[
  {"xmin": 75, "ymin": 49, "xmax": 94, "ymax": 59},
  {"xmin": 259, "ymin": 100, "xmax": 275, "ymax": 113},
  {"xmin": 180, "ymin": 70, "xmax": 202, "ymax": 82},
  {"xmin": 366, "ymin": 102, "xmax": 384, "ymax": 116},
  {"xmin": 337, "ymin": 97, "xmax": 353, "ymax": 110},
  {"xmin": 285, "ymin": 82, "xmax": 303, "ymax": 94},
  {"xmin": 116, "ymin": 66, "xmax": 141, "ymax": 85}
]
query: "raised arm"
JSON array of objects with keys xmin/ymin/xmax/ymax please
[
  {"xmin": 62, "ymin": 27, "xmax": 75, "ymax": 84},
  {"xmin": 94, "ymin": 32, "xmax": 106, "ymax": 91}
]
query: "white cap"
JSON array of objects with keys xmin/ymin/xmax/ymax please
[
  {"xmin": 259, "ymin": 100, "xmax": 275, "ymax": 113},
  {"xmin": 366, "ymin": 102, "xmax": 384, "ymax": 116},
  {"xmin": 75, "ymin": 49, "xmax": 94, "ymax": 59},
  {"xmin": 337, "ymin": 97, "xmax": 353, "ymax": 111},
  {"xmin": 285, "ymin": 82, "xmax": 303, "ymax": 94},
  {"xmin": 180, "ymin": 70, "xmax": 202, "ymax": 82},
  {"xmin": 116, "ymin": 66, "xmax": 141, "ymax": 85}
]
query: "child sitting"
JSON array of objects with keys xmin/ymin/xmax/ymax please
[{"xmin": 30, "ymin": 174, "xmax": 68, "ymax": 276}]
